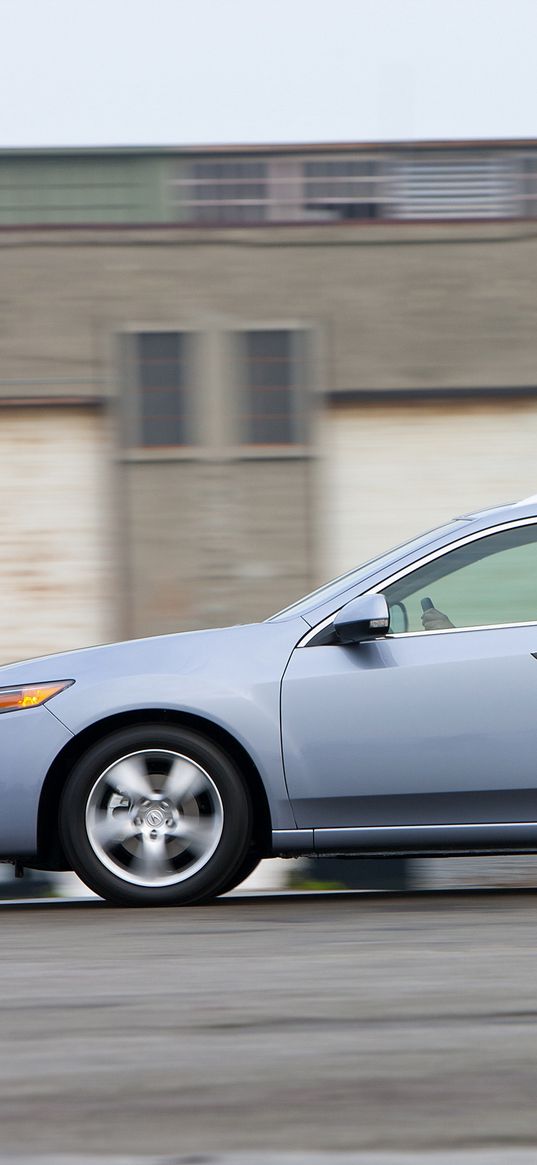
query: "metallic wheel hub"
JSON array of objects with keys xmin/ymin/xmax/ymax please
[
  {"xmin": 144, "ymin": 806, "xmax": 166, "ymax": 829},
  {"xmin": 85, "ymin": 749, "xmax": 224, "ymax": 888}
]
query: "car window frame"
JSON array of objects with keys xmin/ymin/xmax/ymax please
[{"xmin": 299, "ymin": 515, "xmax": 537, "ymax": 647}]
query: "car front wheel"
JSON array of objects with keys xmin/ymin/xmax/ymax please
[{"xmin": 59, "ymin": 724, "xmax": 253, "ymax": 906}]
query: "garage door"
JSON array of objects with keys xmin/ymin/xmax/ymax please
[
  {"xmin": 319, "ymin": 398, "xmax": 537, "ymax": 579},
  {"xmin": 0, "ymin": 407, "xmax": 110, "ymax": 665}
]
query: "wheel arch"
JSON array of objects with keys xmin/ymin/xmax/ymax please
[{"xmin": 36, "ymin": 709, "xmax": 273, "ymax": 870}]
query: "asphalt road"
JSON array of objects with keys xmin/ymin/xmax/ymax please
[{"xmin": 1, "ymin": 889, "xmax": 537, "ymax": 1158}]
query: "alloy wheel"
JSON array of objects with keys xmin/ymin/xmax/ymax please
[{"xmin": 85, "ymin": 749, "xmax": 224, "ymax": 888}]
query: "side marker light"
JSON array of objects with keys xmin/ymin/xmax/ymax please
[{"xmin": 0, "ymin": 680, "xmax": 74, "ymax": 713}]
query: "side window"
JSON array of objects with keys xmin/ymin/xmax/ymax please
[{"xmin": 383, "ymin": 524, "xmax": 537, "ymax": 633}]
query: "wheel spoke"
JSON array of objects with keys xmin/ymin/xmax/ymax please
[
  {"xmin": 106, "ymin": 756, "xmax": 154, "ymax": 802},
  {"xmin": 91, "ymin": 810, "xmax": 138, "ymax": 849},
  {"xmin": 163, "ymin": 758, "xmax": 205, "ymax": 806},
  {"xmin": 132, "ymin": 833, "xmax": 170, "ymax": 880},
  {"xmin": 173, "ymin": 815, "xmax": 217, "ymax": 855}
]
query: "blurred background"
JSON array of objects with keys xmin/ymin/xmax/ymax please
[
  {"xmin": 2, "ymin": 0, "xmax": 537, "ymax": 898},
  {"xmin": 3, "ymin": 140, "xmax": 537, "ymax": 656}
]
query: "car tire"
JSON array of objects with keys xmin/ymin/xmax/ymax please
[
  {"xmin": 59, "ymin": 724, "xmax": 253, "ymax": 907},
  {"xmin": 215, "ymin": 848, "xmax": 262, "ymax": 896}
]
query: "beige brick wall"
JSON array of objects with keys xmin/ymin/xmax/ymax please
[
  {"xmin": 0, "ymin": 408, "xmax": 112, "ymax": 663},
  {"xmin": 0, "ymin": 222, "xmax": 536, "ymax": 394},
  {"xmin": 319, "ymin": 399, "xmax": 537, "ymax": 576},
  {"xmin": 1, "ymin": 221, "xmax": 537, "ymax": 636},
  {"xmin": 122, "ymin": 458, "xmax": 312, "ymax": 634}
]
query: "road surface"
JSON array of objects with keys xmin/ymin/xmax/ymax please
[{"xmin": 0, "ymin": 889, "xmax": 536, "ymax": 1157}]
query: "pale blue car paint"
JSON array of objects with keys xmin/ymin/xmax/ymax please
[
  {"xmin": 0, "ymin": 707, "xmax": 72, "ymax": 853},
  {"xmin": 1, "ymin": 496, "xmax": 537, "ymax": 867},
  {"xmin": 282, "ymin": 622, "xmax": 537, "ymax": 836},
  {"xmin": 0, "ymin": 620, "xmax": 304, "ymax": 855}
]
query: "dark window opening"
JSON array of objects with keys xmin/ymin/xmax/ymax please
[
  {"xmin": 242, "ymin": 330, "xmax": 305, "ymax": 445},
  {"xmin": 136, "ymin": 332, "xmax": 193, "ymax": 447}
]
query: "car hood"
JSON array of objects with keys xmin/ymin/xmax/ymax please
[{"xmin": 0, "ymin": 618, "xmax": 307, "ymax": 688}]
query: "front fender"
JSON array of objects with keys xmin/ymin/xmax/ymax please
[
  {"xmin": 0, "ymin": 706, "xmax": 73, "ymax": 854},
  {"xmin": 49, "ymin": 672, "xmax": 295, "ymax": 830}
]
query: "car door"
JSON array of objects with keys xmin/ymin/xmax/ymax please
[{"xmin": 281, "ymin": 517, "xmax": 537, "ymax": 849}]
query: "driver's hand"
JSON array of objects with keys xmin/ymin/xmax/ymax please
[{"xmin": 421, "ymin": 606, "xmax": 454, "ymax": 631}]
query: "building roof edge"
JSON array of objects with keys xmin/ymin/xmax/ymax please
[{"xmin": 1, "ymin": 137, "xmax": 537, "ymax": 159}]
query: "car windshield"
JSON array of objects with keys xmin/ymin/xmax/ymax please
[{"xmin": 269, "ymin": 519, "xmax": 469, "ymax": 620}]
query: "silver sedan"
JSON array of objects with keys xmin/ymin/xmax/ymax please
[{"xmin": 1, "ymin": 493, "xmax": 537, "ymax": 905}]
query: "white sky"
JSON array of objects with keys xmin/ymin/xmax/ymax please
[{"xmin": 1, "ymin": 0, "xmax": 536, "ymax": 148}]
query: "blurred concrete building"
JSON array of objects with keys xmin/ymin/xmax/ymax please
[{"xmin": 1, "ymin": 138, "xmax": 537, "ymax": 660}]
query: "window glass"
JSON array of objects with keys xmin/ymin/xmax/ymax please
[
  {"xmin": 242, "ymin": 330, "xmax": 305, "ymax": 445},
  {"xmin": 303, "ymin": 157, "xmax": 381, "ymax": 220},
  {"xmin": 189, "ymin": 160, "xmax": 268, "ymax": 225},
  {"xmin": 383, "ymin": 524, "xmax": 537, "ymax": 633},
  {"xmin": 136, "ymin": 332, "xmax": 194, "ymax": 447}
]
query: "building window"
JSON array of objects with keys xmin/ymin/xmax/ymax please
[
  {"xmin": 522, "ymin": 155, "xmax": 537, "ymax": 217},
  {"xmin": 166, "ymin": 150, "xmax": 537, "ymax": 226},
  {"xmin": 133, "ymin": 332, "xmax": 193, "ymax": 447},
  {"xmin": 173, "ymin": 156, "xmax": 383, "ymax": 224},
  {"xmin": 390, "ymin": 152, "xmax": 512, "ymax": 220},
  {"xmin": 302, "ymin": 158, "xmax": 382, "ymax": 220},
  {"xmin": 241, "ymin": 330, "xmax": 306, "ymax": 445},
  {"xmin": 187, "ymin": 160, "xmax": 268, "ymax": 225}
]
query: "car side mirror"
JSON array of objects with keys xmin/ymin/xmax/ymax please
[{"xmin": 333, "ymin": 593, "xmax": 390, "ymax": 645}]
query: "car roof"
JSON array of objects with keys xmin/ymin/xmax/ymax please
[{"xmin": 459, "ymin": 495, "xmax": 537, "ymax": 524}]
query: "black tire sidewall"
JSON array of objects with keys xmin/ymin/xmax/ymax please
[
  {"xmin": 59, "ymin": 724, "xmax": 252, "ymax": 906},
  {"xmin": 215, "ymin": 848, "xmax": 261, "ymax": 896}
]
